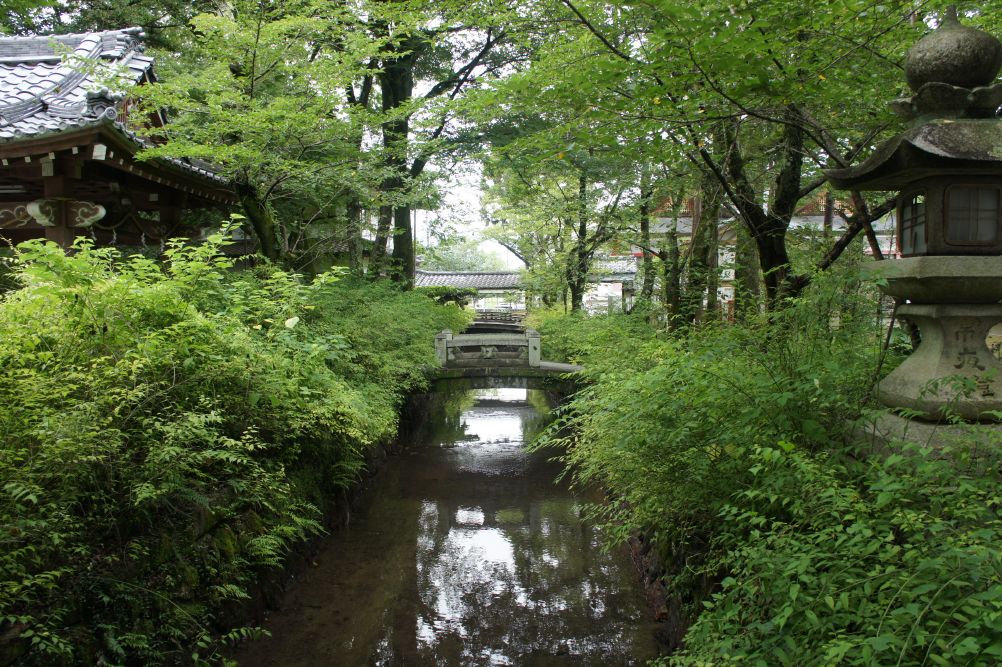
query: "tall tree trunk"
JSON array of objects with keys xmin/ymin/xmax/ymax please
[
  {"xmin": 681, "ymin": 177, "xmax": 722, "ymax": 325},
  {"xmin": 823, "ymin": 190, "xmax": 833, "ymax": 242},
  {"xmin": 659, "ymin": 198, "xmax": 683, "ymax": 325},
  {"xmin": 391, "ymin": 205, "xmax": 414, "ymax": 288},
  {"xmin": 733, "ymin": 223, "xmax": 761, "ymax": 320},
  {"xmin": 568, "ymin": 267, "xmax": 588, "ymax": 311},
  {"xmin": 347, "ymin": 199, "xmax": 364, "ymax": 276},
  {"xmin": 663, "ymin": 226, "xmax": 681, "ymax": 318},
  {"xmin": 371, "ymin": 202, "xmax": 393, "ymax": 276},
  {"xmin": 716, "ymin": 112, "xmax": 802, "ymax": 308},
  {"xmin": 705, "ymin": 208, "xmax": 719, "ymax": 319},
  {"xmin": 344, "ymin": 68, "xmax": 375, "ymax": 275},
  {"xmin": 639, "ymin": 167, "xmax": 655, "ymax": 302},
  {"xmin": 236, "ymin": 181, "xmax": 280, "ymax": 262},
  {"xmin": 762, "ymin": 108, "xmax": 804, "ymax": 304},
  {"xmin": 379, "ymin": 45, "xmax": 416, "ymax": 286},
  {"xmin": 757, "ymin": 218, "xmax": 796, "ymax": 306},
  {"xmin": 567, "ymin": 172, "xmax": 590, "ymax": 312},
  {"xmin": 373, "ymin": 26, "xmax": 500, "ymax": 287}
]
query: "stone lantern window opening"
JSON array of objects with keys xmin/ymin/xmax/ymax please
[
  {"xmin": 899, "ymin": 191, "xmax": 927, "ymax": 256},
  {"xmin": 895, "ymin": 181, "xmax": 1002, "ymax": 257},
  {"xmin": 945, "ymin": 184, "xmax": 1000, "ymax": 245}
]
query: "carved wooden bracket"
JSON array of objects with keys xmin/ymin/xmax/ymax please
[
  {"xmin": 21, "ymin": 199, "xmax": 106, "ymax": 228},
  {"xmin": 0, "ymin": 204, "xmax": 33, "ymax": 228},
  {"xmin": 25, "ymin": 200, "xmax": 59, "ymax": 227},
  {"xmin": 69, "ymin": 201, "xmax": 106, "ymax": 228}
]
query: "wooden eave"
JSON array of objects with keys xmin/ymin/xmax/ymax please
[{"xmin": 0, "ymin": 120, "xmax": 235, "ymax": 206}]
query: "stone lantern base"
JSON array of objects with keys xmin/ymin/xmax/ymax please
[
  {"xmin": 879, "ymin": 303, "xmax": 1002, "ymax": 421},
  {"xmin": 853, "ymin": 411, "xmax": 1002, "ymax": 454},
  {"xmin": 867, "ymin": 256, "xmax": 1002, "ymax": 422}
]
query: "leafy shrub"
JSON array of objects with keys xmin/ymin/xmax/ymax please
[
  {"xmin": 526, "ymin": 271, "xmax": 1002, "ymax": 665},
  {"xmin": 534, "ymin": 270, "xmax": 882, "ymax": 547},
  {"xmin": 0, "ymin": 235, "xmax": 467, "ymax": 664},
  {"xmin": 415, "ymin": 285, "xmax": 479, "ymax": 307},
  {"xmin": 676, "ymin": 442, "xmax": 1002, "ymax": 666}
]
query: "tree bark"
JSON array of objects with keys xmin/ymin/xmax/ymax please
[
  {"xmin": 567, "ymin": 172, "xmax": 590, "ymax": 312},
  {"xmin": 733, "ymin": 222, "xmax": 761, "ymax": 320},
  {"xmin": 379, "ymin": 42, "xmax": 417, "ymax": 285},
  {"xmin": 705, "ymin": 205, "xmax": 719, "ymax": 319},
  {"xmin": 639, "ymin": 168, "xmax": 655, "ymax": 302},
  {"xmin": 823, "ymin": 190, "xmax": 833, "ymax": 242},
  {"xmin": 347, "ymin": 199, "xmax": 364, "ymax": 276},
  {"xmin": 391, "ymin": 205, "xmax": 414, "ymax": 288},
  {"xmin": 371, "ymin": 202, "xmax": 392, "ymax": 276},
  {"xmin": 236, "ymin": 181, "xmax": 280, "ymax": 262},
  {"xmin": 714, "ymin": 111, "xmax": 803, "ymax": 308},
  {"xmin": 662, "ymin": 226, "xmax": 681, "ymax": 318},
  {"xmin": 681, "ymin": 176, "xmax": 722, "ymax": 325},
  {"xmin": 344, "ymin": 68, "xmax": 375, "ymax": 276}
]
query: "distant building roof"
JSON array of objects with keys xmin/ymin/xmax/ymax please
[
  {"xmin": 592, "ymin": 256, "xmax": 638, "ymax": 282},
  {"xmin": 415, "ymin": 270, "xmax": 523, "ymax": 290}
]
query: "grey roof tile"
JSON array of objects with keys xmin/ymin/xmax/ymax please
[
  {"xmin": 415, "ymin": 271, "xmax": 523, "ymax": 290},
  {"xmin": 0, "ymin": 28, "xmax": 149, "ymax": 133},
  {"xmin": 593, "ymin": 256, "xmax": 638, "ymax": 275},
  {"xmin": 0, "ymin": 28, "xmax": 226, "ymax": 186}
]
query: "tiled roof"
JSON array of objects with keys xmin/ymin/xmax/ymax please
[
  {"xmin": 0, "ymin": 28, "xmax": 153, "ymax": 140},
  {"xmin": 652, "ymin": 216, "xmax": 696, "ymax": 235},
  {"xmin": 592, "ymin": 256, "xmax": 638, "ymax": 279},
  {"xmin": 415, "ymin": 271, "xmax": 523, "ymax": 290},
  {"xmin": 0, "ymin": 28, "xmax": 228, "ymax": 188}
]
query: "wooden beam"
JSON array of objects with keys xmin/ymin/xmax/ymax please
[{"xmin": 43, "ymin": 176, "xmax": 68, "ymax": 198}]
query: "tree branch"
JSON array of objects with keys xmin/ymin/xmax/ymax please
[
  {"xmin": 422, "ymin": 29, "xmax": 505, "ymax": 100},
  {"xmin": 560, "ymin": 0, "xmax": 632, "ymax": 63}
]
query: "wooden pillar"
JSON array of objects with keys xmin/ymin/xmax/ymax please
[{"xmin": 44, "ymin": 220, "xmax": 75, "ymax": 248}]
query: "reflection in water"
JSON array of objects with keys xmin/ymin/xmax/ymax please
[{"xmin": 235, "ymin": 389, "xmax": 659, "ymax": 666}]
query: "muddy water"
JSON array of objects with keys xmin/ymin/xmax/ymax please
[{"xmin": 236, "ymin": 389, "xmax": 660, "ymax": 666}]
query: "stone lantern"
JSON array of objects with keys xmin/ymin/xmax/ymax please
[{"xmin": 827, "ymin": 6, "xmax": 1002, "ymax": 421}]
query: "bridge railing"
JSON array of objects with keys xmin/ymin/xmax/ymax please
[{"xmin": 435, "ymin": 329, "xmax": 541, "ymax": 368}]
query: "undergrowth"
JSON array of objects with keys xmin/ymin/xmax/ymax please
[
  {"xmin": 0, "ymin": 234, "xmax": 468, "ymax": 665},
  {"xmin": 531, "ymin": 272, "xmax": 1002, "ymax": 665}
]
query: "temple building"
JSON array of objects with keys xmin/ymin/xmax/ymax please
[
  {"xmin": 0, "ymin": 28, "xmax": 234, "ymax": 250},
  {"xmin": 415, "ymin": 270, "xmax": 526, "ymax": 311}
]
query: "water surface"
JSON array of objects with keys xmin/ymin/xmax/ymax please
[{"xmin": 236, "ymin": 389, "xmax": 659, "ymax": 666}]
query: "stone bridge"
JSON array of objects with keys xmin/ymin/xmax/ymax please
[{"xmin": 430, "ymin": 329, "xmax": 583, "ymax": 392}]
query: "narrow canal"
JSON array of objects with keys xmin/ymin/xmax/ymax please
[{"xmin": 236, "ymin": 388, "xmax": 660, "ymax": 666}]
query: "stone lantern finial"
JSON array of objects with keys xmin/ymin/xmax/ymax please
[{"xmin": 893, "ymin": 5, "xmax": 1002, "ymax": 120}]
